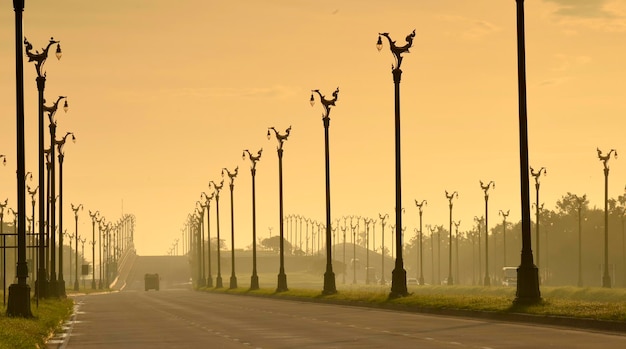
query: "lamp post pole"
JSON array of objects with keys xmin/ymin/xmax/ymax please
[
  {"xmin": 243, "ymin": 149, "xmax": 262, "ymax": 290},
  {"xmin": 222, "ymin": 167, "xmax": 239, "ymax": 289},
  {"xmin": 7, "ymin": 1, "xmax": 38, "ymax": 312},
  {"xmin": 364, "ymin": 218, "xmax": 372, "ymax": 285},
  {"xmin": 25, "ymin": 34, "xmax": 62, "ymax": 303},
  {"xmin": 201, "ymin": 192, "xmax": 214, "ymax": 287},
  {"xmin": 514, "ymin": 0, "xmax": 541, "ymax": 304},
  {"xmin": 453, "ymin": 220, "xmax": 461, "ymax": 284},
  {"xmin": 96, "ymin": 217, "xmax": 104, "ymax": 289},
  {"xmin": 350, "ymin": 217, "xmax": 359, "ymax": 284},
  {"xmin": 378, "ymin": 214, "xmax": 389, "ymax": 285},
  {"xmin": 43, "ymin": 96, "xmax": 68, "ymax": 298},
  {"xmin": 427, "ymin": 225, "xmax": 436, "ymax": 284},
  {"xmin": 195, "ymin": 200, "xmax": 206, "ymax": 288},
  {"xmin": 267, "ymin": 126, "xmax": 291, "ymax": 292},
  {"xmin": 27, "ymin": 186, "xmax": 37, "ymax": 289},
  {"xmin": 530, "ymin": 166, "xmax": 546, "ymax": 272},
  {"xmin": 88, "ymin": 210, "xmax": 99, "ymax": 289},
  {"xmin": 56, "ymin": 131, "xmax": 75, "ymax": 297},
  {"xmin": 573, "ymin": 195, "xmax": 586, "ymax": 287},
  {"xmin": 210, "ymin": 180, "xmax": 224, "ymax": 288},
  {"xmin": 499, "ymin": 210, "xmax": 510, "ymax": 268},
  {"xmin": 480, "ymin": 181, "xmax": 495, "ymax": 286},
  {"xmin": 71, "ymin": 204, "xmax": 82, "ymax": 291},
  {"xmin": 310, "ymin": 88, "xmax": 339, "ymax": 294},
  {"xmin": 80, "ymin": 237, "xmax": 86, "ymax": 289},
  {"xmin": 598, "ymin": 148, "xmax": 617, "ymax": 288},
  {"xmin": 377, "ymin": 30, "xmax": 415, "ymax": 299},
  {"xmin": 445, "ymin": 191, "xmax": 458, "ymax": 285},
  {"xmin": 415, "ymin": 201, "xmax": 426, "ymax": 285}
]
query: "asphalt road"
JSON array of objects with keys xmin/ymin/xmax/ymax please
[{"xmin": 53, "ymin": 288, "xmax": 626, "ymax": 349}]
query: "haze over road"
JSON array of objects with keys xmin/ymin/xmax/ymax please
[{"xmin": 48, "ymin": 256, "xmax": 626, "ymax": 348}]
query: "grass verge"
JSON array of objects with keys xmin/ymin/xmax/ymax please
[
  {"xmin": 0, "ymin": 297, "xmax": 74, "ymax": 349},
  {"xmin": 199, "ymin": 283, "xmax": 626, "ymax": 324}
]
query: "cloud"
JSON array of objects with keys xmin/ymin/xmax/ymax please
[
  {"xmin": 544, "ymin": 0, "xmax": 616, "ymax": 18},
  {"xmin": 544, "ymin": 0, "xmax": 626, "ymax": 32},
  {"xmin": 437, "ymin": 15, "xmax": 500, "ymax": 40}
]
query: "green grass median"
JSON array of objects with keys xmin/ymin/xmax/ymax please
[
  {"xmin": 0, "ymin": 296, "xmax": 73, "ymax": 349},
  {"xmin": 200, "ymin": 279, "xmax": 626, "ymax": 324}
]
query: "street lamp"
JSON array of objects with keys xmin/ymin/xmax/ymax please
[
  {"xmin": 514, "ymin": 0, "xmax": 541, "ymax": 304},
  {"xmin": 56, "ymin": 131, "xmax": 75, "ymax": 297},
  {"xmin": 598, "ymin": 148, "xmax": 617, "ymax": 288},
  {"xmin": 79, "ymin": 237, "xmax": 86, "ymax": 289},
  {"xmin": 96, "ymin": 216, "xmax": 105, "ymax": 289},
  {"xmin": 267, "ymin": 126, "xmax": 291, "ymax": 292},
  {"xmin": 480, "ymin": 181, "xmax": 495, "ymax": 286},
  {"xmin": 209, "ymin": 179, "xmax": 224, "ymax": 288},
  {"xmin": 364, "ymin": 218, "xmax": 373, "ymax": 285},
  {"xmin": 377, "ymin": 29, "xmax": 415, "ymax": 299},
  {"xmin": 530, "ymin": 166, "xmax": 546, "ymax": 270},
  {"xmin": 310, "ymin": 87, "xmax": 339, "ymax": 295},
  {"xmin": 196, "ymin": 199, "xmax": 207, "ymax": 288},
  {"xmin": 88, "ymin": 210, "xmax": 99, "ymax": 289},
  {"xmin": 453, "ymin": 220, "xmax": 461, "ymax": 284},
  {"xmin": 71, "ymin": 203, "xmax": 83, "ymax": 291},
  {"xmin": 378, "ymin": 213, "xmax": 389, "ymax": 285},
  {"xmin": 414, "ymin": 200, "xmax": 426, "ymax": 285},
  {"xmin": 572, "ymin": 195, "xmax": 587, "ymax": 287},
  {"xmin": 376, "ymin": 30, "xmax": 415, "ymax": 298},
  {"xmin": 201, "ymin": 191, "xmax": 214, "ymax": 287},
  {"xmin": 427, "ymin": 225, "xmax": 437, "ymax": 284},
  {"xmin": 43, "ymin": 96, "xmax": 68, "ymax": 298},
  {"xmin": 243, "ymin": 149, "xmax": 262, "ymax": 290},
  {"xmin": 445, "ymin": 191, "xmax": 458, "ymax": 285},
  {"xmin": 24, "ymin": 34, "xmax": 62, "ymax": 305},
  {"xmin": 350, "ymin": 216, "xmax": 359, "ymax": 284},
  {"xmin": 222, "ymin": 166, "xmax": 239, "ymax": 289},
  {"xmin": 499, "ymin": 210, "xmax": 510, "ymax": 268}
]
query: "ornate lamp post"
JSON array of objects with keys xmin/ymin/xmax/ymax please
[
  {"xmin": 378, "ymin": 213, "xmax": 389, "ymax": 285},
  {"xmin": 530, "ymin": 166, "xmax": 546, "ymax": 270},
  {"xmin": 499, "ymin": 210, "xmax": 510, "ymax": 268},
  {"xmin": 27, "ymin": 185, "xmax": 37, "ymax": 287},
  {"xmin": 24, "ymin": 33, "xmax": 62, "ymax": 304},
  {"xmin": 427, "ymin": 225, "xmax": 437, "ymax": 284},
  {"xmin": 243, "ymin": 149, "xmax": 262, "ymax": 290},
  {"xmin": 71, "ymin": 204, "xmax": 83, "ymax": 291},
  {"xmin": 598, "ymin": 148, "xmax": 617, "ymax": 288},
  {"xmin": 364, "ymin": 218, "xmax": 374, "ymax": 285},
  {"xmin": 88, "ymin": 210, "xmax": 99, "ymax": 289},
  {"xmin": 445, "ymin": 191, "xmax": 458, "ymax": 285},
  {"xmin": 195, "ymin": 200, "xmax": 207, "ymax": 288},
  {"xmin": 267, "ymin": 126, "xmax": 291, "ymax": 292},
  {"xmin": 453, "ymin": 220, "xmax": 461, "ymax": 284},
  {"xmin": 222, "ymin": 166, "xmax": 239, "ymax": 289},
  {"xmin": 377, "ymin": 29, "xmax": 415, "ymax": 298},
  {"xmin": 514, "ymin": 0, "xmax": 541, "ymax": 304},
  {"xmin": 414, "ymin": 200, "xmax": 426, "ymax": 285},
  {"xmin": 573, "ymin": 195, "xmax": 586, "ymax": 287},
  {"xmin": 96, "ymin": 216, "xmax": 105, "ymax": 289},
  {"xmin": 480, "ymin": 181, "xmax": 495, "ymax": 286},
  {"xmin": 310, "ymin": 87, "xmax": 339, "ymax": 294},
  {"xmin": 201, "ymin": 192, "xmax": 214, "ymax": 287},
  {"xmin": 43, "ymin": 96, "xmax": 68, "ymax": 298},
  {"xmin": 350, "ymin": 216, "xmax": 359, "ymax": 284},
  {"xmin": 209, "ymin": 179, "xmax": 224, "ymax": 288},
  {"xmin": 56, "ymin": 131, "xmax": 75, "ymax": 297}
]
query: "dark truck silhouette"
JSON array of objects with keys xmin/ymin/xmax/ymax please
[{"xmin": 144, "ymin": 273, "xmax": 160, "ymax": 291}]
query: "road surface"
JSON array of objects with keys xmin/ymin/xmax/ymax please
[{"xmin": 52, "ymin": 288, "xmax": 625, "ymax": 348}]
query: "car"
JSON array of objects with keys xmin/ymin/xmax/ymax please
[
  {"xmin": 145, "ymin": 273, "xmax": 160, "ymax": 291},
  {"xmin": 407, "ymin": 278, "xmax": 418, "ymax": 285}
]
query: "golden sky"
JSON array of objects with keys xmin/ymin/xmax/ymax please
[{"xmin": 1, "ymin": 1, "xmax": 626, "ymax": 256}]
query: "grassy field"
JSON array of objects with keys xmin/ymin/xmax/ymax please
[
  {"xmin": 0, "ymin": 295, "xmax": 74, "ymax": 349},
  {"xmin": 200, "ymin": 272, "xmax": 626, "ymax": 324}
]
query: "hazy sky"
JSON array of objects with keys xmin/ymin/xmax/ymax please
[{"xmin": 1, "ymin": 1, "xmax": 626, "ymax": 256}]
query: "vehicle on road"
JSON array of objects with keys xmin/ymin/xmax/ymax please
[
  {"xmin": 502, "ymin": 267, "xmax": 517, "ymax": 286},
  {"xmin": 145, "ymin": 273, "xmax": 160, "ymax": 291}
]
